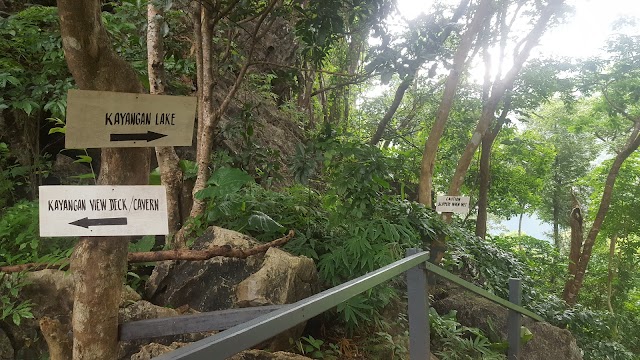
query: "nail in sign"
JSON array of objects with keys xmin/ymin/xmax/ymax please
[
  {"xmin": 39, "ymin": 185, "xmax": 169, "ymax": 237},
  {"xmin": 64, "ymin": 89, "xmax": 196, "ymax": 148}
]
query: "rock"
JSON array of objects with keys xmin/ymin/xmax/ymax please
[
  {"xmin": 0, "ymin": 327, "xmax": 13, "ymax": 360},
  {"xmin": 235, "ymin": 247, "xmax": 318, "ymax": 350},
  {"xmin": 432, "ymin": 284, "xmax": 582, "ymax": 360},
  {"xmin": 2, "ymin": 270, "xmax": 75, "ymax": 358},
  {"xmin": 2, "ymin": 269, "xmax": 153, "ymax": 360},
  {"xmin": 236, "ymin": 247, "xmax": 317, "ymax": 307},
  {"xmin": 130, "ymin": 342, "xmax": 187, "ymax": 360},
  {"xmin": 118, "ymin": 300, "xmax": 210, "ymax": 360},
  {"xmin": 50, "ymin": 153, "xmax": 95, "ymax": 185},
  {"xmin": 229, "ymin": 349, "xmax": 313, "ymax": 360},
  {"xmin": 145, "ymin": 227, "xmax": 319, "ymax": 351},
  {"xmin": 145, "ymin": 227, "xmax": 266, "ymax": 311}
]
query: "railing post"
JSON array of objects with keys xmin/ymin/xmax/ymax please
[
  {"xmin": 507, "ymin": 278, "xmax": 522, "ymax": 360},
  {"xmin": 406, "ymin": 248, "xmax": 429, "ymax": 360}
]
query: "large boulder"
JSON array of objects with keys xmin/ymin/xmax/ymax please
[
  {"xmin": 146, "ymin": 227, "xmax": 318, "ymax": 312},
  {"xmin": 145, "ymin": 227, "xmax": 267, "ymax": 310},
  {"xmin": 432, "ymin": 284, "xmax": 583, "ymax": 360},
  {"xmin": 144, "ymin": 227, "xmax": 319, "ymax": 351}
]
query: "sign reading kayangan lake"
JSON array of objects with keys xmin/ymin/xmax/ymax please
[
  {"xmin": 65, "ymin": 89, "xmax": 197, "ymax": 148},
  {"xmin": 39, "ymin": 185, "xmax": 169, "ymax": 237},
  {"xmin": 435, "ymin": 195, "xmax": 470, "ymax": 214}
]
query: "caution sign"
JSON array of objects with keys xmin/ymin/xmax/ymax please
[
  {"xmin": 435, "ymin": 195, "xmax": 470, "ymax": 214},
  {"xmin": 39, "ymin": 185, "xmax": 168, "ymax": 237}
]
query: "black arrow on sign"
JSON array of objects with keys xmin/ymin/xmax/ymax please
[
  {"xmin": 69, "ymin": 217, "xmax": 128, "ymax": 228},
  {"xmin": 110, "ymin": 131, "xmax": 168, "ymax": 142}
]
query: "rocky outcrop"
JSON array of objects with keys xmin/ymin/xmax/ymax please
[
  {"xmin": 145, "ymin": 227, "xmax": 319, "ymax": 351},
  {"xmin": 118, "ymin": 300, "xmax": 211, "ymax": 359},
  {"xmin": 432, "ymin": 284, "xmax": 583, "ymax": 360},
  {"xmin": 131, "ymin": 344, "xmax": 314, "ymax": 360},
  {"xmin": 0, "ymin": 327, "xmax": 13, "ymax": 360},
  {"xmin": 145, "ymin": 227, "xmax": 267, "ymax": 310},
  {"xmin": 146, "ymin": 226, "xmax": 318, "ymax": 312}
]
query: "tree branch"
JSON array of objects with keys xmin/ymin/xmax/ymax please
[{"xmin": 0, "ymin": 230, "xmax": 295, "ymax": 273}]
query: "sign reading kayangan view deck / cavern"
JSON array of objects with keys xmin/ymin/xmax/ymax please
[
  {"xmin": 64, "ymin": 89, "xmax": 197, "ymax": 148},
  {"xmin": 39, "ymin": 185, "xmax": 169, "ymax": 237},
  {"xmin": 435, "ymin": 195, "xmax": 470, "ymax": 214}
]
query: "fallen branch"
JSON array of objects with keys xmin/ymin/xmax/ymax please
[
  {"xmin": 128, "ymin": 229, "xmax": 295, "ymax": 262},
  {"xmin": 0, "ymin": 230, "xmax": 295, "ymax": 273}
]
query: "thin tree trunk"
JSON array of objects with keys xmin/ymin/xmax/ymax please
[
  {"xmin": 418, "ymin": 0, "xmax": 492, "ymax": 206},
  {"xmin": 148, "ymin": 0, "xmax": 185, "ymax": 245},
  {"xmin": 607, "ymin": 233, "xmax": 618, "ymax": 314},
  {"xmin": 58, "ymin": 1, "xmax": 150, "ymax": 358},
  {"xmin": 552, "ymin": 161, "xmax": 561, "ymax": 250},
  {"xmin": 370, "ymin": 74, "xmax": 415, "ymax": 145},
  {"xmin": 518, "ymin": 212, "xmax": 524, "ymax": 236},
  {"xmin": 446, "ymin": 0, "xmax": 564, "ymax": 201},
  {"xmin": 564, "ymin": 120, "xmax": 640, "ymax": 305},
  {"xmin": 176, "ymin": 1, "xmax": 278, "ymax": 247}
]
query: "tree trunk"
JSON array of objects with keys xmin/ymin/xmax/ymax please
[
  {"xmin": 148, "ymin": 0, "xmax": 185, "ymax": 245},
  {"xmin": 176, "ymin": 1, "xmax": 277, "ymax": 247},
  {"xmin": 475, "ymin": 93, "xmax": 509, "ymax": 239},
  {"xmin": 606, "ymin": 233, "xmax": 618, "ymax": 314},
  {"xmin": 552, "ymin": 161, "xmax": 561, "ymax": 250},
  {"xmin": 564, "ymin": 120, "xmax": 640, "ymax": 305},
  {"xmin": 518, "ymin": 212, "xmax": 524, "ymax": 236},
  {"xmin": 446, "ymin": 0, "xmax": 564, "ymax": 201},
  {"xmin": 370, "ymin": 74, "xmax": 415, "ymax": 146},
  {"xmin": 418, "ymin": 0, "xmax": 492, "ymax": 206},
  {"xmin": 58, "ymin": 1, "xmax": 150, "ymax": 358}
]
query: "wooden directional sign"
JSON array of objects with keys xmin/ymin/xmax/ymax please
[
  {"xmin": 65, "ymin": 89, "xmax": 196, "ymax": 148},
  {"xmin": 39, "ymin": 185, "xmax": 168, "ymax": 237},
  {"xmin": 435, "ymin": 195, "xmax": 470, "ymax": 214}
]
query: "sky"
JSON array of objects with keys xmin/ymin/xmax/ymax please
[{"xmin": 397, "ymin": 0, "xmax": 640, "ymax": 59}]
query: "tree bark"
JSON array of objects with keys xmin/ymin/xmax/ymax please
[
  {"xmin": 148, "ymin": 0, "xmax": 185, "ymax": 244},
  {"xmin": 370, "ymin": 74, "xmax": 415, "ymax": 146},
  {"xmin": 606, "ymin": 233, "xmax": 618, "ymax": 314},
  {"xmin": 564, "ymin": 120, "xmax": 640, "ymax": 305},
  {"xmin": 58, "ymin": 1, "xmax": 150, "ymax": 358},
  {"xmin": 475, "ymin": 93, "xmax": 510, "ymax": 239},
  {"xmin": 446, "ymin": 0, "xmax": 564, "ymax": 201},
  {"xmin": 418, "ymin": 0, "xmax": 493, "ymax": 206}
]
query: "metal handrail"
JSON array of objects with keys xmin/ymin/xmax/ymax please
[
  {"xmin": 150, "ymin": 249, "xmax": 541, "ymax": 360},
  {"xmin": 154, "ymin": 251, "xmax": 431, "ymax": 360}
]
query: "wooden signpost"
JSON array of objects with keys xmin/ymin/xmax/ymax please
[
  {"xmin": 39, "ymin": 185, "xmax": 169, "ymax": 237},
  {"xmin": 65, "ymin": 89, "xmax": 197, "ymax": 148},
  {"xmin": 435, "ymin": 195, "xmax": 470, "ymax": 214}
]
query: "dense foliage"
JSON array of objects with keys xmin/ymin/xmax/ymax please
[{"xmin": 1, "ymin": 1, "xmax": 639, "ymax": 359}]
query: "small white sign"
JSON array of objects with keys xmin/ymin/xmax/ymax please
[
  {"xmin": 39, "ymin": 185, "xmax": 168, "ymax": 237},
  {"xmin": 435, "ymin": 195, "xmax": 470, "ymax": 214}
]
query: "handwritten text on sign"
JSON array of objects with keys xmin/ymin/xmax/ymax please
[
  {"xmin": 435, "ymin": 195, "xmax": 470, "ymax": 214},
  {"xmin": 65, "ymin": 89, "xmax": 196, "ymax": 148},
  {"xmin": 39, "ymin": 186, "xmax": 169, "ymax": 237}
]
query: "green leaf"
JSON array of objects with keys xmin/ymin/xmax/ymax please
[
  {"xmin": 199, "ymin": 167, "xmax": 253, "ymax": 199},
  {"xmin": 70, "ymin": 173, "xmax": 96, "ymax": 179},
  {"xmin": 12, "ymin": 312, "xmax": 20, "ymax": 326},
  {"xmin": 48, "ymin": 127, "xmax": 66, "ymax": 135},
  {"xmin": 247, "ymin": 211, "xmax": 284, "ymax": 232},
  {"xmin": 73, "ymin": 155, "xmax": 93, "ymax": 164},
  {"xmin": 149, "ymin": 167, "xmax": 161, "ymax": 185}
]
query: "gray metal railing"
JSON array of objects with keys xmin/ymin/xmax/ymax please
[{"xmin": 141, "ymin": 249, "xmax": 542, "ymax": 360}]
